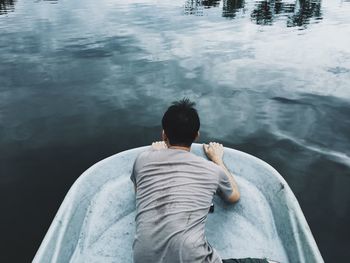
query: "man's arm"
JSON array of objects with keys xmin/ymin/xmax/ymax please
[{"xmin": 203, "ymin": 142, "xmax": 240, "ymax": 203}]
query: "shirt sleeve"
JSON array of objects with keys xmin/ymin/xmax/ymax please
[
  {"xmin": 130, "ymin": 151, "xmax": 147, "ymax": 189},
  {"xmin": 216, "ymin": 167, "xmax": 234, "ymax": 201}
]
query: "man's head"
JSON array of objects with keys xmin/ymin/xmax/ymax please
[{"xmin": 161, "ymin": 98, "xmax": 200, "ymax": 147}]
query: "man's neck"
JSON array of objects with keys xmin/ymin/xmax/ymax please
[{"xmin": 168, "ymin": 145, "xmax": 191, "ymax": 152}]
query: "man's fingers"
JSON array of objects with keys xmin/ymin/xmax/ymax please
[
  {"xmin": 204, "ymin": 142, "xmax": 224, "ymax": 151},
  {"xmin": 152, "ymin": 141, "xmax": 167, "ymax": 150}
]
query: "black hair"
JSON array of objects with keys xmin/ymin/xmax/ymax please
[{"xmin": 162, "ymin": 98, "xmax": 200, "ymax": 147}]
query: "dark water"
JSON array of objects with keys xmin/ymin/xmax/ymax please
[{"xmin": 1, "ymin": 0, "xmax": 350, "ymax": 262}]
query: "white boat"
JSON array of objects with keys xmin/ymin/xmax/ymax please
[{"xmin": 33, "ymin": 144, "xmax": 324, "ymax": 263}]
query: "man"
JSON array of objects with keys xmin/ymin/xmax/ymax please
[{"xmin": 130, "ymin": 99, "xmax": 270, "ymax": 263}]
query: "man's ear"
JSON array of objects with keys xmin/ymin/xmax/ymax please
[
  {"xmin": 162, "ymin": 130, "xmax": 167, "ymax": 141},
  {"xmin": 162, "ymin": 130, "xmax": 171, "ymax": 147},
  {"xmin": 195, "ymin": 131, "xmax": 200, "ymax": 141}
]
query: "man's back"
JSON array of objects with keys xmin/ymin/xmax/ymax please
[{"xmin": 131, "ymin": 148, "xmax": 233, "ymax": 263}]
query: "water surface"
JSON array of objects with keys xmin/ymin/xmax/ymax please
[{"xmin": 1, "ymin": 0, "xmax": 350, "ymax": 262}]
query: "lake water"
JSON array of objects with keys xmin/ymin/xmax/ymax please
[{"xmin": 1, "ymin": 0, "xmax": 350, "ymax": 261}]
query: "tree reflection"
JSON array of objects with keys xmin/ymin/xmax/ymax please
[
  {"xmin": 184, "ymin": 0, "xmax": 204, "ymax": 16},
  {"xmin": 202, "ymin": 0, "xmax": 221, "ymax": 8},
  {"xmin": 0, "ymin": 0, "xmax": 16, "ymax": 15},
  {"xmin": 184, "ymin": 0, "xmax": 245, "ymax": 16},
  {"xmin": 223, "ymin": 0, "xmax": 245, "ymax": 18},
  {"xmin": 184, "ymin": 0, "xmax": 222, "ymax": 16},
  {"xmin": 251, "ymin": 0, "xmax": 322, "ymax": 28},
  {"xmin": 184, "ymin": 0, "xmax": 322, "ymax": 28},
  {"xmin": 251, "ymin": 1, "xmax": 273, "ymax": 25},
  {"xmin": 287, "ymin": 0, "xmax": 322, "ymax": 27}
]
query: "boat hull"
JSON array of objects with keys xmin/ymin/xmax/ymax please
[{"xmin": 33, "ymin": 144, "xmax": 324, "ymax": 263}]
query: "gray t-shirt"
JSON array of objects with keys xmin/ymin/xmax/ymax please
[{"xmin": 130, "ymin": 148, "xmax": 234, "ymax": 263}]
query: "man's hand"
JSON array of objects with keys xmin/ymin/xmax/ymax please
[
  {"xmin": 203, "ymin": 142, "xmax": 224, "ymax": 165},
  {"xmin": 151, "ymin": 141, "xmax": 168, "ymax": 150}
]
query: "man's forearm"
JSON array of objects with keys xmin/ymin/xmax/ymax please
[{"xmin": 214, "ymin": 160, "xmax": 240, "ymax": 201}]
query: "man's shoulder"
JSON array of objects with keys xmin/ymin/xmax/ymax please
[
  {"xmin": 134, "ymin": 148, "xmax": 153, "ymax": 164},
  {"xmin": 188, "ymin": 152, "xmax": 223, "ymax": 173},
  {"xmin": 134, "ymin": 148, "xmax": 167, "ymax": 166}
]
